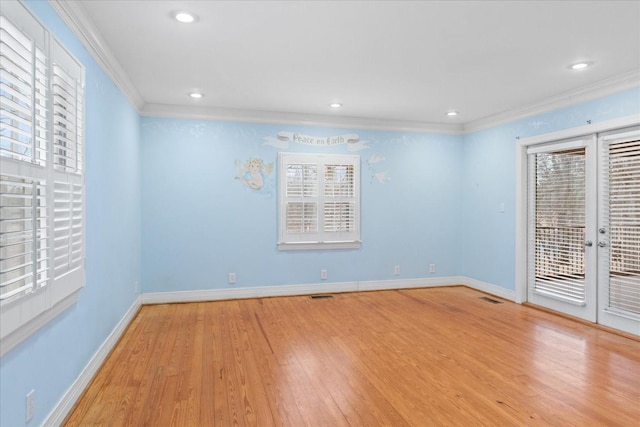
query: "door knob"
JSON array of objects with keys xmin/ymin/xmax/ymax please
[{"xmin": 585, "ymin": 241, "xmax": 593, "ymax": 247}]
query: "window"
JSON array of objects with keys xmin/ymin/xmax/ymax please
[
  {"xmin": 278, "ymin": 152, "xmax": 360, "ymax": 250},
  {"xmin": 1, "ymin": 1, "xmax": 85, "ymax": 355}
]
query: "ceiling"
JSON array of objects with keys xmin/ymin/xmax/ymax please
[{"xmin": 54, "ymin": 0, "xmax": 640, "ymax": 131}]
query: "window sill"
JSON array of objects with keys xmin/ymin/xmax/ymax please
[
  {"xmin": 0, "ymin": 289, "xmax": 81, "ymax": 357},
  {"xmin": 278, "ymin": 241, "xmax": 361, "ymax": 251}
]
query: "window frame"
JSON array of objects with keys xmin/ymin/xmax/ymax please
[
  {"xmin": 278, "ymin": 152, "xmax": 361, "ymax": 251},
  {"xmin": 0, "ymin": 1, "xmax": 85, "ymax": 356}
]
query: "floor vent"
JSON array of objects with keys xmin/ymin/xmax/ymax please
[
  {"xmin": 309, "ymin": 294, "xmax": 334, "ymax": 299},
  {"xmin": 479, "ymin": 296, "xmax": 503, "ymax": 304}
]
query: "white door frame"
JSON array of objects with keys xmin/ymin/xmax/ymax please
[
  {"xmin": 515, "ymin": 115, "xmax": 640, "ymax": 304},
  {"xmin": 525, "ymin": 136, "xmax": 598, "ymax": 321}
]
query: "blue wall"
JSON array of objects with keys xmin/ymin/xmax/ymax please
[
  {"xmin": 141, "ymin": 120, "xmax": 464, "ymax": 291},
  {"xmin": 0, "ymin": 2, "xmax": 142, "ymax": 426},
  {"xmin": 141, "ymin": 88, "xmax": 639, "ymax": 296},
  {"xmin": 460, "ymin": 88, "xmax": 640, "ymax": 290}
]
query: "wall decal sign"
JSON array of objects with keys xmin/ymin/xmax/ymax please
[{"xmin": 263, "ymin": 132, "xmax": 370, "ymax": 151}]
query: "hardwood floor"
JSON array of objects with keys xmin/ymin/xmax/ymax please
[{"xmin": 64, "ymin": 287, "xmax": 640, "ymax": 426}]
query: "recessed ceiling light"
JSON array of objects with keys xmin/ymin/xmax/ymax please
[
  {"xmin": 188, "ymin": 92, "xmax": 203, "ymax": 99},
  {"xmin": 329, "ymin": 103, "xmax": 342, "ymax": 108},
  {"xmin": 175, "ymin": 12, "xmax": 198, "ymax": 23},
  {"xmin": 570, "ymin": 62, "xmax": 592, "ymax": 70},
  {"xmin": 446, "ymin": 111, "xmax": 459, "ymax": 117}
]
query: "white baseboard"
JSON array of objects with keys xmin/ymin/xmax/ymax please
[
  {"xmin": 462, "ymin": 277, "xmax": 516, "ymax": 301},
  {"xmin": 357, "ymin": 276, "xmax": 463, "ymax": 291},
  {"xmin": 141, "ymin": 276, "xmax": 513, "ymax": 304},
  {"xmin": 142, "ymin": 281, "xmax": 360, "ymax": 304},
  {"xmin": 43, "ymin": 276, "xmax": 513, "ymax": 426},
  {"xmin": 43, "ymin": 295, "xmax": 142, "ymax": 427}
]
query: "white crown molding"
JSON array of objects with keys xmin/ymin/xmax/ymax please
[
  {"xmin": 48, "ymin": 0, "xmax": 145, "ymax": 110},
  {"xmin": 463, "ymin": 69, "xmax": 640, "ymax": 134},
  {"xmin": 134, "ymin": 70, "xmax": 640, "ymax": 136},
  {"xmin": 140, "ymin": 103, "xmax": 465, "ymax": 135},
  {"xmin": 46, "ymin": 0, "xmax": 638, "ymax": 135}
]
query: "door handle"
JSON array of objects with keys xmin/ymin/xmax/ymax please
[
  {"xmin": 585, "ymin": 241, "xmax": 593, "ymax": 247},
  {"xmin": 598, "ymin": 241, "xmax": 607, "ymax": 248}
]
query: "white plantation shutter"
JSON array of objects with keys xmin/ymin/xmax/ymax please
[
  {"xmin": 0, "ymin": 2, "xmax": 85, "ymax": 354},
  {"xmin": 53, "ymin": 181, "xmax": 82, "ymax": 276},
  {"xmin": 602, "ymin": 137, "xmax": 640, "ymax": 316},
  {"xmin": 279, "ymin": 153, "xmax": 360, "ymax": 250},
  {"xmin": 285, "ymin": 163, "xmax": 318, "ymax": 233},
  {"xmin": 0, "ymin": 14, "xmax": 48, "ymax": 166},
  {"xmin": 0, "ymin": 175, "xmax": 48, "ymax": 301},
  {"xmin": 529, "ymin": 148, "xmax": 587, "ymax": 303},
  {"xmin": 324, "ymin": 164, "xmax": 355, "ymax": 234},
  {"xmin": 51, "ymin": 39, "xmax": 83, "ymax": 174}
]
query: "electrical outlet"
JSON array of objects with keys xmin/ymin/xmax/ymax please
[
  {"xmin": 320, "ymin": 269, "xmax": 327, "ymax": 280},
  {"xmin": 499, "ymin": 202, "xmax": 505, "ymax": 213},
  {"xmin": 228, "ymin": 273, "xmax": 236, "ymax": 284},
  {"xmin": 394, "ymin": 265, "xmax": 400, "ymax": 275},
  {"xmin": 26, "ymin": 389, "xmax": 35, "ymax": 423},
  {"xmin": 429, "ymin": 264, "xmax": 436, "ymax": 273}
]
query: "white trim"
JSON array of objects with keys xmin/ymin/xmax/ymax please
[
  {"xmin": 0, "ymin": 290, "xmax": 80, "ymax": 357},
  {"xmin": 357, "ymin": 276, "xmax": 464, "ymax": 292},
  {"xmin": 515, "ymin": 115, "xmax": 640, "ymax": 308},
  {"xmin": 142, "ymin": 282, "xmax": 360, "ymax": 304},
  {"xmin": 278, "ymin": 242, "xmax": 361, "ymax": 251},
  {"xmin": 140, "ymin": 103, "xmax": 464, "ymax": 135},
  {"xmin": 46, "ymin": 0, "xmax": 639, "ymax": 135},
  {"xmin": 47, "ymin": 0, "xmax": 144, "ymax": 110},
  {"xmin": 141, "ymin": 276, "xmax": 513, "ymax": 305},
  {"xmin": 518, "ymin": 115, "xmax": 640, "ymax": 147},
  {"xmin": 463, "ymin": 277, "xmax": 516, "ymax": 301},
  {"xmin": 526, "ymin": 138, "xmax": 587, "ymax": 154},
  {"xmin": 43, "ymin": 295, "xmax": 142, "ymax": 427},
  {"xmin": 515, "ymin": 141, "xmax": 529, "ymax": 304},
  {"xmin": 599, "ymin": 128, "xmax": 640, "ymax": 142},
  {"xmin": 464, "ymin": 71, "xmax": 640, "ymax": 133}
]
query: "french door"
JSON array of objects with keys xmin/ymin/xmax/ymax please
[
  {"xmin": 527, "ymin": 137, "xmax": 598, "ymax": 322},
  {"xmin": 597, "ymin": 129, "xmax": 640, "ymax": 334},
  {"xmin": 527, "ymin": 127, "xmax": 640, "ymax": 335}
]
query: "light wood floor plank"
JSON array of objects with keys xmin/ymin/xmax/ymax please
[{"xmin": 64, "ymin": 286, "xmax": 640, "ymax": 426}]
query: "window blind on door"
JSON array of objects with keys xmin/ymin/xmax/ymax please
[
  {"xmin": 605, "ymin": 138, "xmax": 640, "ymax": 315},
  {"xmin": 531, "ymin": 148, "xmax": 587, "ymax": 302}
]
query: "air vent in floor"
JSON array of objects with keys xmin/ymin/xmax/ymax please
[
  {"xmin": 309, "ymin": 294, "xmax": 334, "ymax": 299},
  {"xmin": 479, "ymin": 296, "xmax": 503, "ymax": 304}
]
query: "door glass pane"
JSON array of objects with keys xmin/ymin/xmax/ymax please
[
  {"xmin": 534, "ymin": 149, "xmax": 586, "ymax": 302},
  {"xmin": 608, "ymin": 139, "xmax": 640, "ymax": 315}
]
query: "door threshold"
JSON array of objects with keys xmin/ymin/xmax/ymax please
[{"xmin": 523, "ymin": 302, "xmax": 639, "ymax": 342}]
